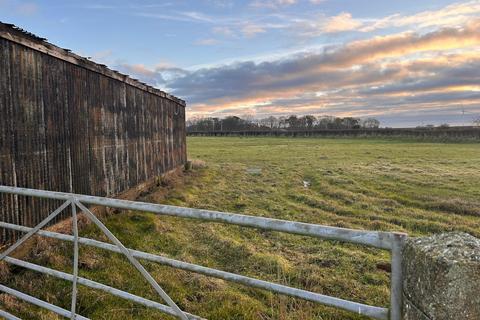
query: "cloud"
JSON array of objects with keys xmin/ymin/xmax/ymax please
[
  {"xmin": 90, "ymin": 50, "xmax": 113, "ymax": 64},
  {"xmin": 241, "ymin": 23, "xmax": 267, "ymax": 37},
  {"xmin": 117, "ymin": 18, "xmax": 480, "ymax": 125},
  {"xmin": 277, "ymin": 0, "xmax": 297, "ymax": 5},
  {"xmin": 250, "ymin": 0, "xmax": 297, "ymax": 9},
  {"xmin": 115, "ymin": 63, "xmax": 187, "ymax": 86},
  {"xmin": 361, "ymin": 60, "xmax": 480, "ymax": 95},
  {"xmin": 194, "ymin": 38, "xmax": 220, "ymax": 45},
  {"xmin": 82, "ymin": 4, "xmax": 117, "ymax": 10},
  {"xmin": 212, "ymin": 19, "xmax": 290, "ymax": 40},
  {"xmin": 314, "ymin": 19, "xmax": 480, "ymax": 68},
  {"xmin": 81, "ymin": 3, "xmax": 173, "ymax": 10},
  {"xmin": 135, "ymin": 9, "xmax": 272, "ymax": 40},
  {"xmin": 181, "ymin": 11, "xmax": 215, "ymax": 23},
  {"xmin": 212, "ymin": 26, "xmax": 235, "ymax": 37},
  {"xmin": 320, "ymin": 12, "xmax": 362, "ymax": 33},
  {"xmin": 207, "ymin": 0, "xmax": 234, "ymax": 8},
  {"xmin": 135, "ymin": 11, "xmax": 215, "ymax": 23},
  {"xmin": 361, "ymin": 0, "xmax": 480, "ymax": 32},
  {"xmin": 296, "ymin": 12, "xmax": 364, "ymax": 37},
  {"xmin": 295, "ymin": 1, "xmax": 480, "ymax": 38},
  {"xmin": 115, "ymin": 64, "xmax": 166, "ymax": 85}
]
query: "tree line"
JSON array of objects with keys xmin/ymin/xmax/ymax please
[{"xmin": 187, "ymin": 115, "xmax": 381, "ymax": 132}]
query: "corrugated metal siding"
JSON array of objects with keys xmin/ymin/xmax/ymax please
[{"xmin": 0, "ymin": 36, "xmax": 187, "ymax": 243}]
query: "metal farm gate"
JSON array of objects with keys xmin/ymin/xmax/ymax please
[{"xmin": 0, "ymin": 185, "xmax": 407, "ymax": 320}]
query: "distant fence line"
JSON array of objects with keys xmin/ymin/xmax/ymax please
[{"xmin": 188, "ymin": 127, "xmax": 480, "ymax": 139}]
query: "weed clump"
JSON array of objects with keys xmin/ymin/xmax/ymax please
[{"xmin": 185, "ymin": 159, "xmax": 207, "ymax": 171}]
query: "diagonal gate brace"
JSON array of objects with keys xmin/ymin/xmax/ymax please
[
  {"xmin": 73, "ymin": 200, "xmax": 188, "ymax": 320},
  {"xmin": 0, "ymin": 200, "xmax": 71, "ymax": 261}
]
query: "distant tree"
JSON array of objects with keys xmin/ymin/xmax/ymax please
[
  {"xmin": 186, "ymin": 117, "xmax": 197, "ymax": 130},
  {"xmin": 278, "ymin": 116, "xmax": 287, "ymax": 128},
  {"xmin": 222, "ymin": 116, "xmax": 243, "ymax": 131},
  {"xmin": 304, "ymin": 115, "xmax": 316, "ymax": 129},
  {"xmin": 316, "ymin": 116, "xmax": 335, "ymax": 129},
  {"xmin": 269, "ymin": 116, "xmax": 278, "ymax": 128},
  {"xmin": 342, "ymin": 117, "xmax": 361, "ymax": 129},
  {"xmin": 286, "ymin": 115, "xmax": 299, "ymax": 129},
  {"xmin": 474, "ymin": 117, "xmax": 480, "ymax": 127},
  {"xmin": 438, "ymin": 123, "xmax": 450, "ymax": 129},
  {"xmin": 332, "ymin": 117, "xmax": 343, "ymax": 129},
  {"xmin": 187, "ymin": 114, "xmax": 381, "ymax": 132},
  {"xmin": 258, "ymin": 117, "xmax": 270, "ymax": 129},
  {"xmin": 297, "ymin": 116, "xmax": 307, "ymax": 129},
  {"xmin": 186, "ymin": 116, "xmax": 217, "ymax": 132},
  {"xmin": 212, "ymin": 117, "xmax": 221, "ymax": 131},
  {"xmin": 361, "ymin": 118, "xmax": 380, "ymax": 129},
  {"xmin": 316, "ymin": 117, "xmax": 327, "ymax": 129},
  {"xmin": 259, "ymin": 116, "xmax": 278, "ymax": 129},
  {"xmin": 241, "ymin": 114, "xmax": 255, "ymax": 124}
]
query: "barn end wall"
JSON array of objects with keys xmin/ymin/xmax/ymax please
[{"xmin": 0, "ymin": 24, "xmax": 187, "ymax": 243}]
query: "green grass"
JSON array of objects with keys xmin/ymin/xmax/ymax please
[{"xmin": 1, "ymin": 137, "xmax": 480, "ymax": 319}]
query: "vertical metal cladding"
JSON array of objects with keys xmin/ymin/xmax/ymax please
[{"xmin": 0, "ymin": 24, "xmax": 187, "ymax": 243}]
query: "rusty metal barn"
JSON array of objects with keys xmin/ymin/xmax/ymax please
[{"xmin": 0, "ymin": 22, "xmax": 187, "ymax": 244}]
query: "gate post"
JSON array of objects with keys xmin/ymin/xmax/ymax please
[
  {"xmin": 402, "ymin": 232, "xmax": 480, "ymax": 320},
  {"xmin": 391, "ymin": 233, "xmax": 407, "ymax": 320}
]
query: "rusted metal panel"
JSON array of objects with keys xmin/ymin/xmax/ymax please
[{"xmin": 0, "ymin": 23, "xmax": 187, "ymax": 244}]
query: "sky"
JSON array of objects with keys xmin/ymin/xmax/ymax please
[{"xmin": 1, "ymin": 0, "xmax": 479, "ymax": 127}]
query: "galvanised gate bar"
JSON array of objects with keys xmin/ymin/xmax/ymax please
[{"xmin": 0, "ymin": 185, "xmax": 408, "ymax": 320}]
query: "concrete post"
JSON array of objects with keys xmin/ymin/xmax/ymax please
[{"xmin": 402, "ymin": 232, "xmax": 480, "ymax": 320}]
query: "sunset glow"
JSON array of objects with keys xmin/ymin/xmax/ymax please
[{"xmin": 2, "ymin": 0, "xmax": 479, "ymax": 126}]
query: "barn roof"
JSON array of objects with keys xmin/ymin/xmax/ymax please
[{"xmin": 0, "ymin": 21, "xmax": 185, "ymax": 106}]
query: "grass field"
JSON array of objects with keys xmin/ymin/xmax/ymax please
[{"xmin": 1, "ymin": 137, "xmax": 480, "ymax": 319}]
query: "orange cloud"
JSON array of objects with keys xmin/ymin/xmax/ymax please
[
  {"xmin": 119, "ymin": 18, "xmax": 480, "ymax": 126},
  {"xmin": 361, "ymin": 0, "xmax": 480, "ymax": 32}
]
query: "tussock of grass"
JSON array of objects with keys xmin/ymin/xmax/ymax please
[{"xmin": 1, "ymin": 137, "xmax": 479, "ymax": 319}]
